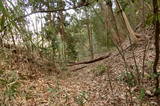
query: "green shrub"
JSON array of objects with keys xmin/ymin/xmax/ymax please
[
  {"xmin": 0, "ymin": 70, "xmax": 20, "ymax": 100},
  {"xmin": 118, "ymin": 72, "xmax": 136, "ymax": 87}
]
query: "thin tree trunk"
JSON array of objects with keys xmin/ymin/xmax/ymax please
[
  {"xmin": 152, "ymin": 0, "xmax": 160, "ymax": 95},
  {"xmin": 59, "ymin": 0, "xmax": 66, "ymax": 60},
  {"xmin": 87, "ymin": 21, "xmax": 94, "ymax": 59},
  {"xmin": 99, "ymin": 2, "xmax": 109, "ymax": 49},
  {"xmin": 86, "ymin": 11, "xmax": 94, "ymax": 59},
  {"xmin": 107, "ymin": 1, "xmax": 122, "ymax": 45}
]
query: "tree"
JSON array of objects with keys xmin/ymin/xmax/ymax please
[{"xmin": 152, "ymin": 0, "xmax": 160, "ymax": 95}]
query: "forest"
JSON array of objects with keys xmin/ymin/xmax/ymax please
[{"xmin": 0, "ymin": 0, "xmax": 160, "ymax": 105}]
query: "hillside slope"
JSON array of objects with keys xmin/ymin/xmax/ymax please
[{"xmin": 0, "ymin": 38, "xmax": 159, "ymax": 106}]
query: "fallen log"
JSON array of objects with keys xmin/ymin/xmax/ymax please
[{"xmin": 68, "ymin": 53, "xmax": 111, "ymax": 66}]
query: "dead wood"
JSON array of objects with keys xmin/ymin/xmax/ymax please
[
  {"xmin": 68, "ymin": 53, "xmax": 111, "ymax": 66},
  {"xmin": 71, "ymin": 66, "xmax": 87, "ymax": 71}
]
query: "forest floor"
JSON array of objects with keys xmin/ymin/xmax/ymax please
[{"xmin": 0, "ymin": 40, "xmax": 160, "ymax": 106}]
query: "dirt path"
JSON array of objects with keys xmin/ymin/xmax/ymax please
[{"xmin": 13, "ymin": 52, "xmax": 127, "ymax": 106}]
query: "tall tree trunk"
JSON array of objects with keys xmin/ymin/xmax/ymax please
[
  {"xmin": 86, "ymin": 11, "xmax": 94, "ymax": 59},
  {"xmin": 152, "ymin": 0, "xmax": 160, "ymax": 95},
  {"xmin": 45, "ymin": 2, "xmax": 57, "ymax": 68},
  {"xmin": 106, "ymin": 1, "xmax": 122, "ymax": 45},
  {"xmin": 59, "ymin": 0, "xmax": 66, "ymax": 60},
  {"xmin": 115, "ymin": 0, "xmax": 138, "ymax": 43},
  {"xmin": 99, "ymin": 2, "xmax": 109, "ymax": 49},
  {"xmin": 87, "ymin": 21, "xmax": 94, "ymax": 59}
]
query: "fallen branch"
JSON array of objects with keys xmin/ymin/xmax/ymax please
[
  {"xmin": 71, "ymin": 66, "xmax": 87, "ymax": 71},
  {"xmin": 69, "ymin": 53, "xmax": 111, "ymax": 66}
]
